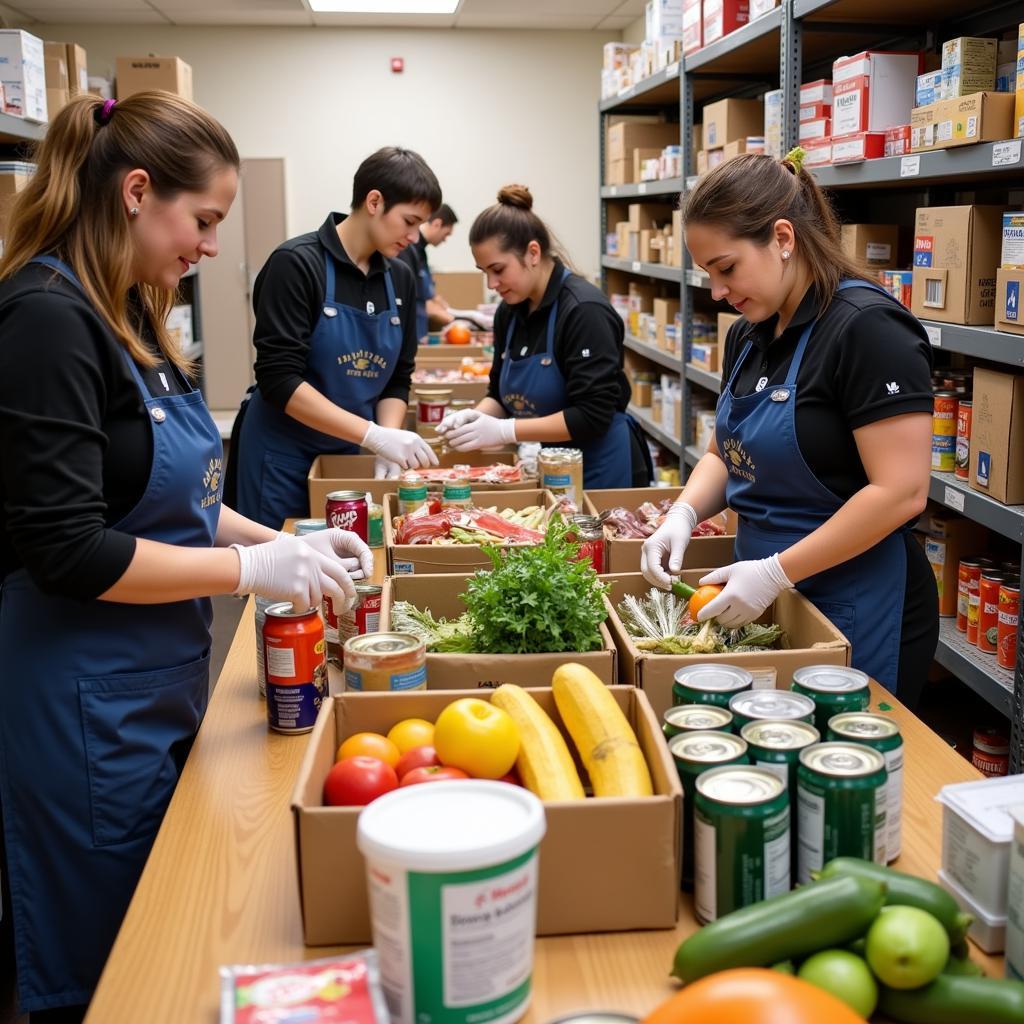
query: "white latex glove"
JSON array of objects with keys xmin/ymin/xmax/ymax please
[
  {"xmin": 640, "ymin": 502, "xmax": 698, "ymax": 590},
  {"xmin": 233, "ymin": 533, "xmax": 357, "ymax": 612},
  {"xmin": 695, "ymin": 554, "xmax": 793, "ymax": 628},
  {"xmin": 435, "ymin": 408, "xmax": 479, "ymax": 435},
  {"xmin": 294, "ymin": 527, "xmax": 373, "ymax": 582},
  {"xmin": 443, "ymin": 410, "xmax": 517, "ymax": 451},
  {"xmin": 373, "ymin": 456, "xmax": 402, "ymax": 480},
  {"xmin": 362, "ymin": 422, "xmax": 438, "ymax": 470}
]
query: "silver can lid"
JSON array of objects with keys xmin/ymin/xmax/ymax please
[
  {"xmin": 741, "ymin": 719, "xmax": 820, "ymax": 750},
  {"xmin": 669, "ymin": 730, "xmax": 748, "ymax": 764},
  {"xmin": 792, "ymin": 665, "xmax": 870, "ymax": 693},
  {"xmin": 729, "ymin": 689, "xmax": 816, "ymax": 720},
  {"xmin": 265, "ymin": 602, "xmax": 319, "ymax": 619},
  {"xmin": 665, "ymin": 705, "xmax": 733, "ymax": 731},
  {"xmin": 696, "ymin": 765, "xmax": 786, "ymax": 804},
  {"xmin": 800, "ymin": 742, "xmax": 885, "ymax": 776},
  {"xmin": 325, "ymin": 490, "xmax": 368, "ymax": 502},
  {"xmin": 829, "ymin": 712, "xmax": 900, "ymax": 741},
  {"xmin": 673, "ymin": 663, "xmax": 754, "ymax": 692}
]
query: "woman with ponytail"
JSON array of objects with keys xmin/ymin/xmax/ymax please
[
  {"xmin": 642, "ymin": 149, "xmax": 937, "ymax": 704},
  {"xmin": 0, "ymin": 93, "xmax": 369, "ymax": 1021},
  {"xmin": 436, "ymin": 185, "xmax": 651, "ymax": 488}
]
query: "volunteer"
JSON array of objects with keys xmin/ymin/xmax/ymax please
[
  {"xmin": 0, "ymin": 94, "xmax": 370, "ymax": 1022},
  {"xmin": 396, "ymin": 202, "xmax": 458, "ymax": 339},
  {"xmin": 233, "ymin": 147, "xmax": 443, "ymax": 516},
  {"xmin": 641, "ymin": 149, "xmax": 937, "ymax": 703},
  {"xmin": 437, "ymin": 185, "xmax": 650, "ymax": 488}
]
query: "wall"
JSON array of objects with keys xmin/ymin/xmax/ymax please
[{"xmin": 34, "ymin": 25, "xmax": 611, "ymax": 277}]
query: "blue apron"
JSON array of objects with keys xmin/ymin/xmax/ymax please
[
  {"xmin": 716, "ymin": 280, "xmax": 907, "ymax": 690},
  {"xmin": 499, "ymin": 269, "xmax": 632, "ymax": 490},
  {"xmin": 235, "ymin": 252, "xmax": 404, "ymax": 527},
  {"xmin": 414, "ymin": 243, "xmax": 435, "ymax": 342},
  {"xmin": 0, "ymin": 256, "xmax": 222, "ymax": 1011}
]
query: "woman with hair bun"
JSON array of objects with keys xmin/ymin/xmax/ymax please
[
  {"xmin": 436, "ymin": 184, "xmax": 650, "ymax": 488},
  {"xmin": 642, "ymin": 149, "xmax": 937, "ymax": 703}
]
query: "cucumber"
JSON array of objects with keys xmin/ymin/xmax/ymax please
[
  {"xmin": 815, "ymin": 857, "xmax": 972, "ymax": 943},
  {"xmin": 943, "ymin": 954, "xmax": 985, "ymax": 977},
  {"xmin": 878, "ymin": 975, "xmax": 1024, "ymax": 1023},
  {"xmin": 672, "ymin": 875, "xmax": 885, "ymax": 983}
]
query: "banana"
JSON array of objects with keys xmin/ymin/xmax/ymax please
[
  {"xmin": 551, "ymin": 663, "xmax": 653, "ymax": 798},
  {"xmin": 491, "ymin": 685, "xmax": 585, "ymax": 801}
]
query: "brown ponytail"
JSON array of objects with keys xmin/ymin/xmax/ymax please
[
  {"xmin": 682, "ymin": 153, "xmax": 867, "ymax": 313},
  {"xmin": 469, "ymin": 184, "xmax": 574, "ymax": 268},
  {"xmin": 0, "ymin": 91, "xmax": 239, "ymax": 373}
]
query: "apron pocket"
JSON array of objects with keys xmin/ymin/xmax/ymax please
[
  {"xmin": 812, "ymin": 599, "xmax": 856, "ymax": 645},
  {"xmin": 259, "ymin": 449, "xmax": 313, "ymax": 525},
  {"xmin": 78, "ymin": 652, "xmax": 210, "ymax": 847}
]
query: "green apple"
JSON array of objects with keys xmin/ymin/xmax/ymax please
[
  {"xmin": 866, "ymin": 905, "xmax": 950, "ymax": 989},
  {"xmin": 798, "ymin": 949, "xmax": 879, "ymax": 1018}
]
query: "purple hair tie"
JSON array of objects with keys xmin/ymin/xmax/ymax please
[{"xmin": 98, "ymin": 98, "xmax": 117, "ymax": 125}]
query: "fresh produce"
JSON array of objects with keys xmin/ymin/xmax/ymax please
[
  {"xmin": 600, "ymin": 501, "xmax": 728, "ymax": 540},
  {"xmin": 671, "ymin": 875, "xmax": 886, "ymax": 983},
  {"xmin": 400, "ymin": 765, "xmax": 470, "ymax": 786},
  {"xmin": 400, "ymin": 463, "xmax": 526, "ymax": 484},
  {"xmin": 551, "ymin": 663, "xmax": 652, "ymax": 798},
  {"xmin": 491, "ymin": 684, "xmax": 585, "ymax": 801},
  {"xmin": 865, "ymin": 906, "xmax": 949, "ymax": 990},
  {"xmin": 432, "ymin": 698, "xmax": 520, "ymax": 780},
  {"xmin": 444, "ymin": 321, "xmax": 473, "ymax": 345},
  {"xmin": 323, "ymin": 756, "xmax": 398, "ymax": 806},
  {"xmin": 814, "ymin": 857, "xmax": 972, "ymax": 944},
  {"xmin": 943, "ymin": 953, "xmax": 985, "ymax": 977},
  {"xmin": 386, "ymin": 718, "xmax": 435, "ymax": 754},
  {"xmin": 672, "ymin": 580, "xmax": 724, "ymax": 620},
  {"xmin": 797, "ymin": 950, "xmax": 878, "ymax": 1018},
  {"xmin": 877, "ymin": 974, "xmax": 1024, "ymax": 1024},
  {"xmin": 390, "ymin": 602, "xmax": 476, "ymax": 653},
  {"xmin": 394, "ymin": 499, "xmax": 547, "ymax": 546},
  {"xmin": 641, "ymin": 968, "xmax": 868, "ymax": 1024},
  {"xmin": 336, "ymin": 732, "xmax": 401, "ymax": 769},
  {"xmin": 394, "ymin": 745, "xmax": 441, "ymax": 779}
]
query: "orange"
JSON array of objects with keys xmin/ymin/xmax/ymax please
[
  {"xmin": 336, "ymin": 732, "xmax": 401, "ymax": 768},
  {"xmin": 688, "ymin": 584, "xmax": 724, "ymax": 620},
  {"xmin": 386, "ymin": 718, "xmax": 435, "ymax": 755},
  {"xmin": 446, "ymin": 323, "xmax": 472, "ymax": 345}
]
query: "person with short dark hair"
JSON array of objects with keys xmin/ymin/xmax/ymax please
[
  {"xmin": 396, "ymin": 202, "xmax": 458, "ymax": 338},
  {"xmin": 234, "ymin": 146, "xmax": 443, "ymax": 502}
]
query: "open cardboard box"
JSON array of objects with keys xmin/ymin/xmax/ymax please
[
  {"xmin": 604, "ymin": 572, "xmax": 851, "ymax": 719},
  {"xmin": 415, "ymin": 342, "xmax": 489, "ymax": 360},
  {"xmin": 379, "ymin": 570, "xmax": 618, "ymax": 687},
  {"xmin": 291, "ymin": 687, "xmax": 681, "ymax": 945},
  {"xmin": 583, "ymin": 487, "xmax": 738, "ymax": 573}
]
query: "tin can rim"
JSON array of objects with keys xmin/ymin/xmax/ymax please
[
  {"xmin": 791, "ymin": 665, "xmax": 869, "ymax": 692},
  {"xmin": 343, "ymin": 631, "xmax": 424, "ymax": 655},
  {"xmin": 669, "ymin": 730, "xmax": 748, "ymax": 762},
  {"xmin": 664, "ymin": 704, "xmax": 733, "ymax": 726},
  {"xmin": 265, "ymin": 602, "xmax": 319, "ymax": 619},
  {"xmin": 741, "ymin": 719, "xmax": 820, "ymax": 748},
  {"xmin": 799, "ymin": 741, "xmax": 885, "ymax": 775},
  {"xmin": 325, "ymin": 490, "xmax": 369, "ymax": 502},
  {"xmin": 696, "ymin": 764, "xmax": 786, "ymax": 803},
  {"xmin": 729, "ymin": 689, "xmax": 815, "ymax": 715},
  {"xmin": 828, "ymin": 712, "xmax": 900, "ymax": 740},
  {"xmin": 674, "ymin": 663, "xmax": 754, "ymax": 691}
]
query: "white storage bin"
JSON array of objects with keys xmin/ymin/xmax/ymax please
[{"xmin": 937, "ymin": 868, "xmax": 1006, "ymax": 954}]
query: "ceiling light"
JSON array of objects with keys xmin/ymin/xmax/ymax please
[{"xmin": 308, "ymin": 0, "xmax": 460, "ymax": 12}]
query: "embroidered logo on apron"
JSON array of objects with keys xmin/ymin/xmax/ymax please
[
  {"xmin": 722, "ymin": 437, "xmax": 757, "ymax": 482},
  {"xmin": 201, "ymin": 457, "xmax": 223, "ymax": 509},
  {"xmin": 337, "ymin": 348, "xmax": 387, "ymax": 378}
]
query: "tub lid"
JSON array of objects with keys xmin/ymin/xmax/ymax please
[
  {"xmin": 935, "ymin": 776, "xmax": 1024, "ymax": 843},
  {"xmin": 356, "ymin": 780, "xmax": 546, "ymax": 872}
]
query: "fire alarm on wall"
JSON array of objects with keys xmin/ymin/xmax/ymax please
[{"xmin": 390, "ymin": 57, "xmax": 404, "ymax": 73}]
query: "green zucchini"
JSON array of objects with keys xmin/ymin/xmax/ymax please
[
  {"xmin": 672, "ymin": 875, "xmax": 885, "ymax": 983},
  {"xmin": 815, "ymin": 857, "xmax": 972, "ymax": 943},
  {"xmin": 942, "ymin": 954, "xmax": 985, "ymax": 977},
  {"xmin": 878, "ymin": 975, "xmax": 1024, "ymax": 1023}
]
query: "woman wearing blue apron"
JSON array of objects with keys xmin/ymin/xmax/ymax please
[
  {"xmin": 233, "ymin": 148, "xmax": 443, "ymax": 520},
  {"xmin": 0, "ymin": 95, "xmax": 369, "ymax": 1022},
  {"xmin": 396, "ymin": 202, "xmax": 458, "ymax": 340},
  {"xmin": 436, "ymin": 185, "xmax": 650, "ymax": 490},
  {"xmin": 642, "ymin": 150, "xmax": 937, "ymax": 705}
]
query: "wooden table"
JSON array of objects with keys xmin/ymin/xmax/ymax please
[{"xmin": 85, "ymin": 552, "xmax": 1002, "ymax": 1022}]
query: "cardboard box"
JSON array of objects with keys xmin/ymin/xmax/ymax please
[
  {"xmin": 831, "ymin": 131, "xmax": 885, "ymax": 163},
  {"xmin": 638, "ymin": 229, "xmax": 659, "ymax": 263},
  {"xmin": 0, "ymin": 30, "xmax": 46, "ymax": 123},
  {"xmin": 799, "ymin": 117, "xmax": 831, "ymax": 142},
  {"xmin": 764, "ymin": 87, "xmax": 784, "ymax": 158},
  {"xmin": 802, "ymin": 138, "xmax": 833, "ymax": 166},
  {"xmin": 722, "ymin": 137, "xmax": 765, "ymax": 160},
  {"xmin": 432, "ymin": 272, "xmax": 485, "ymax": 309},
  {"xmin": 920, "ymin": 511, "xmax": 988, "ymax": 617},
  {"xmin": 718, "ymin": 311, "xmax": 742, "ymax": 340},
  {"xmin": 632, "ymin": 146, "xmax": 663, "ymax": 181},
  {"xmin": 628, "ymin": 201, "xmax": 673, "ymax": 231},
  {"xmin": 682, "ymin": 0, "xmax": 702, "ymax": 55},
  {"xmin": 911, "ymin": 205, "xmax": 1002, "ymax": 325},
  {"xmin": 800, "ymin": 101, "xmax": 831, "ymax": 122},
  {"xmin": 841, "ymin": 223, "xmax": 899, "ymax": 271},
  {"xmin": 703, "ymin": 97, "xmax": 763, "ymax": 148},
  {"xmin": 605, "ymin": 573, "xmax": 852, "ymax": 720},
  {"xmin": 968, "ymin": 367, "xmax": 1024, "ymax": 504},
  {"xmin": 916, "ymin": 69, "xmax": 944, "ymax": 107},
  {"xmin": 43, "ymin": 46, "xmax": 68, "ymax": 120},
  {"xmin": 0, "ymin": 163, "xmax": 32, "ymax": 237},
  {"xmin": 65, "ymin": 43, "xmax": 87, "ymax": 95},
  {"xmin": 832, "ymin": 51, "xmax": 920, "ymax": 135},
  {"xmin": 750, "ymin": 0, "xmax": 778, "ymax": 17},
  {"xmin": 115, "ymin": 55, "xmax": 192, "ymax": 101},
  {"xmin": 800, "ymin": 79, "xmax": 833, "ymax": 105},
  {"xmin": 607, "ymin": 121, "xmax": 679, "ymax": 163},
  {"xmin": 941, "ymin": 37, "xmax": 997, "ymax": 97},
  {"xmin": 911, "ymin": 91, "xmax": 1015, "ymax": 152},
  {"xmin": 606, "ymin": 158, "xmax": 632, "ymax": 187},
  {"xmin": 703, "ymin": 0, "xmax": 750, "ymax": 46},
  {"xmin": 689, "ymin": 342, "xmax": 720, "ymax": 373},
  {"xmin": 1001, "ymin": 212, "xmax": 1024, "ymax": 269},
  {"xmin": 884, "ymin": 124, "xmax": 912, "ymax": 156},
  {"xmin": 653, "ymin": 297, "xmax": 680, "ymax": 348},
  {"xmin": 291, "ymin": 688, "xmax": 680, "ymax": 945},
  {"xmin": 696, "ymin": 149, "xmax": 709, "ymax": 175},
  {"xmin": 995, "ymin": 268, "xmax": 1024, "ymax": 335}
]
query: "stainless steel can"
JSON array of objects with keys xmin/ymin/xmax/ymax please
[
  {"xmin": 673, "ymin": 664, "xmax": 754, "ymax": 709},
  {"xmin": 791, "ymin": 665, "xmax": 870, "ymax": 734},
  {"xmin": 663, "ymin": 704, "xmax": 734, "ymax": 739},
  {"xmin": 728, "ymin": 689, "xmax": 816, "ymax": 731}
]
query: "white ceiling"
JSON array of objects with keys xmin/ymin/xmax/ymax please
[{"xmin": 0, "ymin": 0, "xmax": 645, "ymax": 30}]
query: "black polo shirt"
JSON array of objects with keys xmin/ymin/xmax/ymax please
[
  {"xmin": 396, "ymin": 234, "xmax": 430, "ymax": 301},
  {"xmin": 487, "ymin": 259, "xmax": 631, "ymax": 443},
  {"xmin": 252, "ymin": 212, "xmax": 418, "ymax": 410}
]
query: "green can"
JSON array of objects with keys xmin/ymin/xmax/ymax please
[
  {"xmin": 791, "ymin": 665, "xmax": 870, "ymax": 734},
  {"xmin": 827, "ymin": 712, "xmax": 903, "ymax": 864},
  {"xmin": 796, "ymin": 742, "xmax": 887, "ymax": 885},
  {"xmin": 728, "ymin": 689, "xmax": 816, "ymax": 731},
  {"xmin": 672, "ymin": 664, "xmax": 753, "ymax": 709},
  {"xmin": 669, "ymin": 730, "xmax": 749, "ymax": 891},
  {"xmin": 442, "ymin": 479, "xmax": 472, "ymax": 507},
  {"xmin": 367, "ymin": 499, "xmax": 384, "ymax": 548},
  {"xmin": 663, "ymin": 704, "xmax": 734, "ymax": 739},
  {"xmin": 397, "ymin": 479, "xmax": 429, "ymax": 515},
  {"xmin": 693, "ymin": 766, "xmax": 791, "ymax": 923},
  {"xmin": 293, "ymin": 517, "xmax": 328, "ymax": 535}
]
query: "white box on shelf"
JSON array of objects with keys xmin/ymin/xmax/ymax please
[
  {"xmin": 0, "ymin": 30, "xmax": 46, "ymax": 122},
  {"xmin": 832, "ymin": 51, "xmax": 920, "ymax": 135}
]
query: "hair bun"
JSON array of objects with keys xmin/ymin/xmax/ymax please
[{"xmin": 497, "ymin": 184, "xmax": 533, "ymax": 211}]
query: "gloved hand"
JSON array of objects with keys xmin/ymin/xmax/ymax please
[
  {"xmin": 436, "ymin": 408, "xmax": 479, "ymax": 435},
  {"xmin": 362, "ymin": 422, "xmax": 438, "ymax": 470},
  {"xmin": 695, "ymin": 554, "xmax": 793, "ymax": 628},
  {"xmin": 640, "ymin": 502, "xmax": 698, "ymax": 590},
  {"xmin": 373, "ymin": 456, "xmax": 402, "ymax": 480},
  {"xmin": 294, "ymin": 527, "xmax": 373, "ymax": 582},
  {"xmin": 442, "ymin": 410, "xmax": 517, "ymax": 451},
  {"xmin": 233, "ymin": 533, "xmax": 357, "ymax": 612}
]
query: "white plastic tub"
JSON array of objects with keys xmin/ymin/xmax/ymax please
[
  {"xmin": 937, "ymin": 868, "xmax": 1007, "ymax": 954},
  {"xmin": 1006, "ymin": 806, "xmax": 1024, "ymax": 981}
]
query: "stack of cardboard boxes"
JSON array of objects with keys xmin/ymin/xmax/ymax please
[
  {"xmin": 43, "ymin": 42, "xmax": 87, "ymax": 120},
  {"xmin": 605, "ymin": 117, "xmax": 680, "ymax": 187},
  {"xmin": 115, "ymin": 56, "xmax": 193, "ymax": 101},
  {"xmin": 601, "ymin": 1, "xmax": 682, "ymax": 100},
  {"xmin": 798, "ymin": 80, "xmax": 833, "ymax": 166},
  {"xmin": 608, "ymin": 200, "xmax": 682, "ymax": 269},
  {"xmin": 696, "ymin": 97, "xmax": 764, "ymax": 174}
]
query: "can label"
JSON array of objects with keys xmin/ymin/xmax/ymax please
[
  {"xmin": 978, "ymin": 577, "xmax": 1003, "ymax": 653},
  {"xmin": 326, "ymin": 495, "xmax": 368, "ymax": 543},
  {"xmin": 368, "ymin": 507, "xmax": 384, "ymax": 548},
  {"xmin": 575, "ymin": 536, "xmax": 605, "ymax": 573},
  {"xmin": 254, "ymin": 595, "xmax": 274, "ymax": 699},
  {"xmin": 931, "ymin": 433, "xmax": 956, "ymax": 471},
  {"xmin": 797, "ymin": 780, "xmax": 886, "ymax": 884},
  {"xmin": 955, "ymin": 403, "xmax": 972, "ymax": 480},
  {"xmin": 340, "ymin": 591, "xmax": 383, "ymax": 646},
  {"xmin": 264, "ymin": 611, "xmax": 328, "ymax": 733},
  {"xmin": 998, "ymin": 585, "xmax": 1020, "ymax": 670},
  {"xmin": 346, "ymin": 664, "xmax": 427, "ymax": 692},
  {"xmin": 883, "ymin": 746, "xmax": 904, "ymax": 861}
]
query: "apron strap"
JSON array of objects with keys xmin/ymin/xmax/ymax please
[
  {"xmin": 383, "ymin": 267, "xmax": 398, "ymax": 311},
  {"xmin": 544, "ymin": 267, "xmax": 572, "ymax": 360},
  {"xmin": 726, "ymin": 338, "xmax": 755, "ymax": 390},
  {"xmin": 323, "ymin": 251, "xmax": 336, "ymax": 305}
]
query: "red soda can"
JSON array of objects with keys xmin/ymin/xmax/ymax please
[
  {"xmin": 977, "ymin": 570, "xmax": 1008, "ymax": 654},
  {"xmin": 997, "ymin": 578, "xmax": 1020, "ymax": 670},
  {"xmin": 957, "ymin": 557, "xmax": 991, "ymax": 634},
  {"xmin": 338, "ymin": 584, "xmax": 383, "ymax": 652},
  {"xmin": 568, "ymin": 514, "xmax": 605, "ymax": 574},
  {"xmin": 965, "ymin": 558, "xmax": 994, "ymax": 644},
  {"xmin": 325, "ymin": 490, "xmax": 368, "ymax": 543},
  {"xmin": 263, "ymin": 604, "xmax": 327, "ymax": 734}
]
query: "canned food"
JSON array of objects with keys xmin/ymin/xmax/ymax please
[
  {"xmin": 932, "ymin": 391, "xmax": 958, "ymax": 436},
  {"xmin": 414, "ymin": 387, "xmax": 452, "ymax": 439},
  {"xmin": 293, "ymin": 517, "xmax": 328, "ymax": 535},
  {"xmin": 546, "ymin": 1014, "xmax": 639, "ymax": 1024},
  {"xmin": 978, "ymin": 570, "xmax": 1009, "ymax": 654},
  {"xmin": 957, "ymin": 558, "xmax": 992, "ymax": 634},
  {"xmin": 338, "ymin": 584, "xmax": 383, "ymax": 655},
  {"xmin": 965, "ymin": 558, "xmax": 994, "ymax": 643},
  {"xmin": 693, "ymin": 766, "xmax": 790, "ymax": 923},
  {"xmin": 997, "ymin": 579, "xmax": 1020, "ymax": 670},
  {"xmin": 344, "ymin": 632, "xmax": 427, "ymax": 692},
  {"xmin": 325, "ymin": 490, "xmax": 369, "ymax": 543},
  {"xmin": 442, "ymin": 478, "xmax": 472, "ymax": 508},
  {"xmin": 263, "ymin": 603, "xmax": 328, "ymax": 734},
  {"xmin": 827, "ymin": 713, "xmax": 903, "ymax": 863},
  {"xmin": 673, "ymin": 664, "xmax": 754, "ymax": 709},
  {"xmin": 368, "ymin": 499, "xmax": 384, "ymax": 548},
  {"xmin": 568, "ymin": 514, "xmax": 605, "ymax": 573},
  {"xmin": 796, "ymin": 743, "xmax": 887, "ymax": 884},
  {"xmin": 537, "ymin": 447, "xmax": 584, "ymax": 505},
  {"xmin": 791, "ymin": 666, "xmax": 870, "ymax": 734},
  {"xmin": 728, "ymin": 689, "xmax": 816, "ymax": 731},
  {"xmin": 669, "ymin": 731, "xmax": 749, "ymax": 891},
  {"xmin": 663, "ymin": 704, "xmax": 734, "ymax": 739},
  {"xmin": 972, "ymin": 727, "xmax": 1010, "ymax": 778},
  {"xmin": 954, "ymin": 400, "xmax": 972, "ymax": 480},
  {"xmin": 397, "ymin": 476, "xmax": 429, "ymax": 516},
  {"xmin": 254, "ymin": 594, "xmax": 275, "ymax": 699},
  {"xmin": 931, "ymin": 433, "xmax": 955, "ymax": 472}
]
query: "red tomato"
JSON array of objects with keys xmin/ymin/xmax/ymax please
[
  {"xmin": 395, "ymin": 745, "xmax": 441, "ymax": 779},
  {"xmin": 323, "ymin": 756, "xmax": 398, "ymax": 806},
  {"xmin": 400, "ymin": 766, "xmax": 470, "ymax": 787}
]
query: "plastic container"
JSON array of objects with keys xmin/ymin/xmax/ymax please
[
  {"xmin": 937, "ymin": 868, "xmax": 1007, "ymax": 954},
  {"xmin": 356, "ymin": 780, "xmax": 546, "ymax": 1024},
  {"xmin": 936, "ymin": 774, "xmax": 1024, "ymax": 917},
  {"xmin": 1006, "ymin": 807, "xmax": 1024, "ymax": 981}
]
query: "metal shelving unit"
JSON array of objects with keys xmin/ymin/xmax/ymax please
[
  {"xmin": 0, "ymin": 112, "xmax": 45, "ymax": 145},
  {"xmin": 599, "ymin": 61, "xmax": 680, "ymax": 112},
  {"xmin": 683, "ymin": 444, "xmax": 702, "ymax": 467},
  {"xmin": 601, "ymin": 255, "xmax": 682, "ymax": 283},
  {"xmin": 920, "ymin": 320, "xmax": 1024, "ymax": 369},
  {"xmin": 601, "ymin": 177, "xmax": 683, "ymax": 199},
  {"xmin": 623, "ymin": 333, "xmax": 683, "ymax": 372},
  {"xmin": 684, "ymin": 363, "xmax": 722, "ymax": 394},
  {"xmin": 929, "ymin": 472, "xmax": 1024, "ymax": 544},
  {"xmin": 935, "ymin": 620, "xmax": 1015, "ymax": 719},
  {"xmin": 627, "ymin": 403, "xmax": 681, "ymax": 455}
]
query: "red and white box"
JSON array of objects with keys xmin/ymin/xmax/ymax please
[
  {"xmin": 883, "ymin": 124, "xmax": 912, "ymax": 157},
  {"xmin": 800, "ymin": 79, "xmax": 833, "ymax": 105},
  {"xmin": 683, "ymin": 0, "xmax": 702, "ymax": 55},
  {"xmin": 799, "ymin": 117, "xmax": 831, "ymax": 142},
  {"xmin": 802, "ymin": 137, "xmax": 832, "ymax": 167},
  {"xmin": 830, "ymin": 131, "xmax": 886, "ymax": 163},
  {"xmin": 831, "ymin": 51, "xmax": 921, "ymax": 135},
  {"xmin": 703, "ymin": 0, "xmax": 749, "ymax": 46},
  {"xmin": 799, "ymin": 101, "xmax": 831, "ymax": 122}
]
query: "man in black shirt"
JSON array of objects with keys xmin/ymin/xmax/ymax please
[{"xmin": 396, "ymin": 202, "xmax": 458, "ymax": 340}]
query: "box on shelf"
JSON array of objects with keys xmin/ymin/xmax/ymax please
[
  {"xmin": 749, "ymin": 0, "xmax": 778, "ymax": 17},
  {"xmin": 115, "ymin": 55, "xmax": 192, "ymax": 101},
  {"xmin": 799, "ymin": 117, "xmax": 831, "ymax": 142},
  {"xmin": 606, "ymin": 159, "xmax": 633, "ymax": 187},
  {"xmin": 646, "ymin": 0, "xmax": 684, "ymax": 40},
  {"xmin": 764, "ymin": 87, "xmax": 784, "ymax": 159},
  {"xmin": 1001, "ymin": 213, "xmax": 1024, "ymax": 269},
  {"xmin": 703, "ymin": 97, "xmax": 762, "ymax": 148},
  {"xmin": 722, "ymin": 136, "xmax": 765, "ymax": 159},
  {"xmin": 919, "ymin": 511, "xmax": 988, "ymax": 617},
  {"xmin": 682, "ymin": 0, "xmax": 702, "ymax": 55},
  {"xmin": 911, "ymin": 91, "xmax": 1014, "ymax": 152},
  {"xmin": 996, "ymin": 62, "xmax": 1017, "ymax": 94},
  {"xmin": 653, "ymin": 297, "xmax": 680, "ymax": 347},
  {"xmin": 628, "ymin": 201, "xmax": 674, "ymax": 231},
  {"xmin": 291, "ymin": 688, "xmax": 680, "ymax": 945},
  {"xmin": 607, "ymin": 120, "xmax": 678, "ymax": 167},
  {"xmin": 916, "ymin": 69, "xmax": 944, "ymax": 107},
  {"xmin": 910, "ymin": 205, "xmax": 1002, "ymax": 326},
  {"xmin": 941, "ymin": 37, "xmax": 997, "ymax": 98},
  {"xmin": 0, "ymin": 30, "xmax": 46, "ymax": 123},
  {"xmin": 632, "ymin": 146, "xmax": 663, "ymax": 181},
  {"xmin": 702, "ymin": 0, "xmax": 749, "ymax": 46},
  {"xmin": 718, "ymin": 311, "xmax": 741, "ymax": 341},
  {"xmin": 690, "ymin": 341, "xmax": 719, "ymax": 373},
  {"xmin": 0, "ymin": 161, "xmax": 33, "ymax": 237},
  {"xmin": 799, "ymin": 101, "xmax": 831, "ymax": 122},
  {"xmin": 43, "ymin": 47, "xmax": 67, "ymax": 120},
  {"xmin": 800, "ymin": 79, "xmax": 833, "ymax": 105},
  {"xmin": 841, "ymin": 224, "xmax": 899, "ymax": 271},
  {"xmin": 968, "ymin": 367, "xmax": 1024, "ymax": 504},
  {"xmin": 45, "ymin": 41, "xmax": 87, "ymax": 96},
  {"xmin": 831, "ymin": 131, "xmax": 885, "ymax": 163},
  {"xmin": 883, "ymin": 124, "xmax": 912, "ymax": 156},
  {"xmin": 995, "ymin": 268, "xmax": 1024, "ymax": 336},
  {"xmin": 832, "ymin": 51, "xmax": 920, "ymax": 136},
  {"xmin": 802, "ymin": 137, "xmax": 833, "ymax": 166}
]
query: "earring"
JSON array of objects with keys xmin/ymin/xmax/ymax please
[
  {"xmin": 781, "ymin": 250, "xmax": 791, "ymax": 261},
  {"xmin": 130, "ymin": 207, "xmax": 139, "ymax": 217}
]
